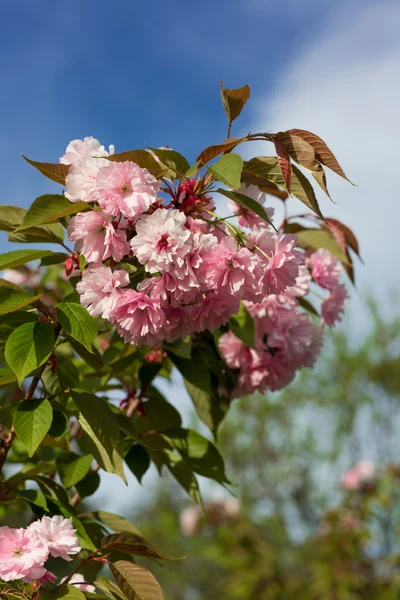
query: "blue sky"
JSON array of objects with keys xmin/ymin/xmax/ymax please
[{"xmin": 1, "ymin": 0, "xmax": 399, "ymax": 511}]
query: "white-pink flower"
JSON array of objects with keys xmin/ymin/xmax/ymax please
[
  {"xmin": 28, "ymin": 516, "xmax": 80, "ymax": 561},
  {"xmin": 218, "ymin": 331, "xmax": 252, "ymax": 369},
  {"xmin": 342, "ymin": 461, "xmax": 375, "ymax": 491},
  {"xmin": 253, "ymin": 232, "xmax": 304, "ymax": 295},
  {"xmin": 0, "ymin": 526, "xmax": 48, "ymax": 582},
  {"xmin": 65, "ymin": 156, "xmax": 109, "ymax": 203},
  {"xmin": 62, "ymin": 573, "xmax": 96, "ymax": 593},
  {"xmin": 97, "ymin": 161, "xmax": 160, "ymax": 218},
  {"xmin": 76, "ymin": 265, "xmax": 129, "ymax": 319},
  {"xmin": 227, "ymin": 184, "xmax": 274, "ymax": 231},
  {"xmin": 67, "ymin": 211, "xmax": 130, "ymax": 263},
  {"xmin": 111, "ymin": 289, "xmax": 167, "ymax": 347},
  {"xmin": 309, "ymin": 248, "xmax": 342, "ymax": 291},
  {"xmin": 193, "ymin": 293, "xmax": 239, "ymax": 333},
  {"xmin": 60, "ymin": 137, "xmax": 113, "ymax": 165},
  {"xmin": 131, "ymin": 208, "xmax": 191, "ymax": 273},
  {"xmin": 321, "ymin": 284, "xmax": 348, "ymax": 327}
]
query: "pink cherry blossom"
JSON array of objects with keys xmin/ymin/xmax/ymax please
[
  {"xmin": 203, "ymin": 236, "xmax": 259, "ymax": 299},
  {"xmin": 227, "ymin": 184, "xmax": 274, "ymax": 231},
  {"xmin": 321, "ymin": 284, "xmax": 348, "ymax": 327},
  {"xmin": 131, "ymin": 208, "xmax": 191, "ymax": 273},
  {"xmin": 67, "ymin": 211, "xmax": 130, "ymax": 263},
  {"xmin": 65, "ymin": 156, "xmax": 110, "ymax": 203},
  {"xmin": 62, "ymin": 573, "xmax": 96, "ymax": 593},
  {"xmin": 96, "ymin": 161, "xmax": 160, "ymax": 219},
  {"xmin": 60, "ymin": 137, "xmax": 113, "ymax": 165},
  {"xmin": 0, "ymin": 526, "xmax": 48, "ymax": 582},
  {"xmin": 180, "ymin": 506, "xmax": 201, "ymax": 537},
  {"xmin": 111, "ymin": 289, "xmax": 167, "ymax": 347},
  {"xmin": 28, "ymin": 516, "xmax": 80, "ymax": 561},
  {"xmin": 342, "ymin": 461, "xmax": 375, "ymax": 491},
  {"xmin": 193, "ymin": 292, "xmax": 239, "ymax": 333},
  {"xmin": 218, "ymin": 331, "xmax": 252, "ymax": 369},
  {"xmin": 309, "ymin": 248, "xmax": 342, "ymax": 291},
  {"xmin": 76, "ymin": 265, "xmax": 129, "ymax": 319},
  {"xmin": 38, "ymin": 569, "xmax": 57, "ymax": 586},
  {"xmin": 276, "ymin": 265, "xmax": 311, "ymax": 305}
]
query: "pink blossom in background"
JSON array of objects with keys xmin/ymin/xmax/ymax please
[
  {"xmin": 28, "ymin": 516, "xmax": 80, "ymax": 561},
  {"xmin": 342, "ymin": 461, "xmax": 375, "ymax": 491},
  {"xmin": 65, "ymin": 156, "xmax": 109, "ymax": 203},
  {"xmin": 97, "ymin": 161, "xmax": 160, "ymax": 219},
  {"xmin": 310, "ymin": 248, "xmax": 342, "ymax": 291},
  {"xmin": 179, "ymin": 506, "xmax": 201, "ymax": 537},
  {"xmin": 67, "ymin": 211, "xmax": 130, "ymax": 263},
  {"xmin": 61, "ymin": 573, "xmax": 96, "ymax": 593},
  {"xmin": 131, "ymin": 208, "xmax": 191, "ymax": 273},
  {"xmin": 1, "ymin": 268, "xmax": 41, "ymax": 288},
  {"xmin": 60, "ymin": 136, "xmax": 113, "ymax": 165},
  {"xmin": 77, "ymin": 265, "xmax": 129, "ymax": 319},
  {"xmin": 0, "ymin": 526, "xmax": 48, "ymax": 583},
  {"xmin": 322, "ymin": 284, "xmax": 348, "ymax": 327},
  {"xmin": 112, "ymin": 289, "xmax": 167, "ymax": 347}
]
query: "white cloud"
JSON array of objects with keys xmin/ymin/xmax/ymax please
[{"xmin": 249, "ymin": 1, "xmax": 400, "ymax": 318}]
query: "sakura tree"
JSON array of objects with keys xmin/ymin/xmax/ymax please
[{"xmin": 0, "ymin": 82, "xmax": 359, "ymax": 599}]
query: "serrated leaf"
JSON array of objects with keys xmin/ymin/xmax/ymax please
[
  {"xmin": 274, "ymin": 140, "xmax": 293, "ymax": 192},
  {"xmin": 220, "ymin": 81, "xmax": 250, "ymax": 124},
  {"xmin": 0, "ymin": 281, "xmax": 42, "ymax": 316},
  {"xmin": 0, "ymin": 205, "xmax": 27, "ymax": 232},
  {"xmin": 107, "ymin": 149, "xmax": 165, "ymax": 177},
  {"xmin": 5, "ymin": 322, "xmax": 55, "ymax": 386},
  {"xmin": 208, "ymin": 153, "xmax": 243, "ymax": 189},
  {"xmin": 197, "ymin": 137, "xmax": 247, "ymax": 165},
  {"xmin": 8, "ymin": 222, "xmax": 65, "ymax": 244},
  {"xmin": 13, "ymin": 398, "xmax": 53, "ymax": 456},
  {"xmin": 22, "ymin": 155, "xmax": 69, "ymax": 186},
  {"xmin": 56, "ymin": 452, "xmax": 93, "ymax": 488},
  {"xmin": 72, "ymin": 391, "xmax": 126, "ymax": 482},
  {"xmin": 125, "ymin": 444, "xmax": 150, "ymax": 483},
  {"xmin": 56, "ymin": 302, "xmax": 97, "ymax": 353},
  {"xmin": 110, "ymin": 560, "xmax": 164, "ymax": 600},
  {"xmin": 39, "ymin": 583, "xmax": 86, "ymax": 600},
  {"xmin": 217, "ymin": 188, "xmax": 275, "ymax": 228},
  {"xmin": 148, "ymin": 148, "xmax": 190, "ymax": 178},
  {"xmin": 0, "ymin": 249, "xmax": 55, "ymax": 270},
  {"xmin": 90, "ymin": 511, "xmax": 143, "ymax": 536},
  {"xmin": 101, "ymin": 532, "xmax": 179, "ymax": 560},
  {"xmin": 296, "ymin": 229, "xmax": 350, "ymax": 265},
  {"xmin": 241, "ymin": 170, "xmax": 288, "ymax": 200},
  {"xmin": 18, "ymin": 195, "xmax": 88, "ymax": 230},
  {"xmin": 228, "ymin": 302, "xmax": 255, "ymax": 348},
  {"xmin": 324, "ymin": 218, "xmax": 360, "ymax": 257},
  {"xmin": 94, "ymin": 577, "xmax": 128, "ymax": 600}
]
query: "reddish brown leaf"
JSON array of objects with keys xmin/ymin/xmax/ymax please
[
  {"xmin": 274, "ymin": 141, "xmax": 293, "ymax": 192},
  {"xmin": 312, "ymin": 164, "xmax": 331, "ymax": 199},
  {"xmin": 286, "ymin": 129, "xmax": 351, "ymax": 182},
  {"xmin": 275, "ymin": 131, "xmax": 319, "ymax": 171},
  {"xmin": 197, "ymin": 137, "xmax": 247, "ymax": 165},
  {"xmin": 220, "ymin": 81, "xmax": 251, "ymax": 124},
  {"xmin": 241, "ymin": 170, "xmax": 289, "ymax": 200},
  {"xmin": 22, "ymin": 155, "xmax": 69, "ymax": 186},
  {"xmin": 324, "ymin": 218, "xmax": 361, "ymax": 256}
]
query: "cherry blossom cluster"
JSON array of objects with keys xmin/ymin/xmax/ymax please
[
  {"xmin": 342, "ymin": 461, "xmax": 375, "ymax": 491},
  {"xmin": 61, "ymin": 137, "xmax": 349, "ymax": 393},
  {"xmin": 180, "ymin": 497, "xmax": 240, "ymax": 537},
  {"xmin": 0, "ymin": 515, "xmax": 80, "ymax": 585}
]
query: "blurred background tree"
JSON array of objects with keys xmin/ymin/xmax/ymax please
[{"xmin": 133, "ymin": 296, "xmax": 400, "ymax": 599}]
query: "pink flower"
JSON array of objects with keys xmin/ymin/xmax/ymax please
[
  {"xmin": 203, "ymin": 236, "xmax": 259, "ymax": 299},
  {"xmin": 38, "ymin": 569, "xmax": 57, "ymax": 586},
  {"xmin": 179, "ymin": 506, "xmax": 201, "ymax": 537},
  {"xmin": 61, "ymin": 573, "xmax": 96, "ymax": 593},
  {"xmin": 163, "ymin": 305, "xmax": 196, "ymax": 342},
  {"xmin": 252, "ymin": 231, "xmax": 304, "ymax": 295},
  {"xmin": 193, "ymin": 293, "xmax": 239, "ymax": 333},
  {"xmin": 67, "ymin": 211, "xmax": 130, "ymax": 264},
  {"xmin": 1, "ymin": 268, "xmax": 41, "ymax": 288},
  {"xmin": 321, "ymin": 284, "xmax": 348, "ymax": 327},
  {"xmin": 276, "ymin": 265, "xmax": 311, "ymax": 305},
  {"xmin": 65, "ymin": 156, "xmax": 109, "ymax": 203},
  {"xmin": 0, "ymin": 526, "xmax": 48, "ymax": 583},
  {"xmin": 227, "ymin": 184, "xmax": 274, "ymax": 231},
  {"xmin": 97, "ymin": 161, "xmax": 160, "ymax": 218},
  {"xmin": 309, "ymin": 248, "xmax": 342, "ymax": 291},
  {"xmin": 60, "ymin": 137, "xmax": 113, "ymax": 165},
  {"xmin": 218, "ymin": 331, "xmax": 252, "ymax": 369},
  {"xmin": 111, "ymin": 289, "xmax": 167, "ymax": 347},
  {"xmin": 131, "ymin": 208, "xmax": 191, "ymax": 273},
  {"xmin": 342, "ymin": 461, "xmax": 375, "ymax": 491},
  {"xmin": 28, "ymin": 516, "xmax": 80, "ymax": 561},
  {"xmin": 76, "ymin": 265, "xmax": 129, "ymax": 319}
]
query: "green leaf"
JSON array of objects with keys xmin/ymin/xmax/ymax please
[
  {"xmin": 4, "ymin": 462, "xmax": 56, "ymax": 489},
  {"xmin": 90, "ymin": 511, "xmax": 143, "ymax": 536},
  {"xmin": 147, "ymin": 148, "xmax": 190, "ymax": 179},
  {"xmin": 48, "ymin": 410, "xmax": 69, "ymax": 439},
  {"xmin": 110, "ymin": 560, "xmax": 164, "ymax": 600},
  {"xmin": 9, "ymin": 223, "xmax": 65, "ymax": 244},
  {"xmin": 94, "ymin": 577, "xmax": 128, "ymax": 600},
  {"xmin": 125, "ymin": 444, "xmax": 150, "ymax": 483},
  {"xmin": 208, "ymin": 154, "xmax": 243, "ymax": 189},
  {"xmin": 0, "ymin": 280, "xmax": 42, "ymax": 316},
  {"xmin": 107, "ymin": 149, "xmax": 165, "ymax": 177},
  {"xmin": 14, "ymin": 489, "xmax": 49, "ymax": 510},
  {"xmin": 217, "ymin": 188, "xmax": 275, "ymax": 228},
  {"xmin": 220, "ymin": 81, "xmax": 250, "ymax": 125},
  {"xmin": 56, "ymin": 302, "xmax": 97, "ymax": 353},
  {"xmin": 56, "ymin": 452, "xmax": 93, "ymax": 488},
  {"xmin": 163, "ymin": 337, "xmax": 192, "ymax": 358},
  {"xmin": 17, "ymin": 195, "xmax": 88, "ymax": 230},
  {"xmin": 101, "ymin": 532, "xmax": 179, "ymax": 561},
  {"xmin": 228, "ymin": 302, "xmax": 255, "ymax": 348},
  {"xmin": 13, "ymin": 398, "xmax": 53, "ymax": 457},
  {"xmin": 0, "ymin": 249, "xmax": 55, "ymax": 270},
  {"xmin": 39, "ymin": 583, "xmax": 86, "ymax": 600},
  {"xmin": 72, "ymin": 391, "xmax": 126, "ymax": 482},
  {"xmin": 5, "ymin": 322, "xmax": 55, "ymax": 386},
  {"xmin": 165, "ymin": 427, "xmax": 230, "ymax": 483},
  {"xmin": 296, "ymin": 229, "xmax": 350, "ymax": 265},
  {"xmin": 75, "ymin": 469, "xmax": 100, "ymax": 499},
  {"xmin": 0, "ymin": 366, "xmax": 17, "ymax": 386},
  {"xmin": 22, "ymin": 155, "xmax": 69, "ymax": 186},
  {"xmin": 0, "ymin": 205, "xmax": 27, "ymax": 231},
  {"xmin": 298, "ymin": 297, "xmax": 319, "ymax": 316},
  {"xmin": 131, "ymin": 387, "xmax": 181, "ymax": 435}
]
